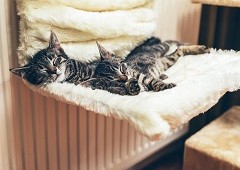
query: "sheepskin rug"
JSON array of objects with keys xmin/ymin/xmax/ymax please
[
  {"xmin": 25, "ymin": 49, "xmax": 240, "ymax": 140},
  {"xmin": 16, "ymin": 0, "xmax": 240, "ymax": 140}
]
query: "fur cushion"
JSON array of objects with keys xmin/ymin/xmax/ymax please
[
  {"xmin": 25, "ymin": 50, "xmax": 240, "ymax": 140},
  {"xmin": 16, "ymin": 0, "xmax": 240, "ymax": 141}
]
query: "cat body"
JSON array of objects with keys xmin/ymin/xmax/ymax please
[
  {"xmin": 10, "ymin": 32, "xmax": 68, "ymax": 86},
  {"xmin": 59, "ymin": 59, "xmax": 98, "ymax": 84},
  {"xmin": 10, "ymin": 31, "xmax": 139, "ymax": 95},
  {"xmin": 10, "ymin": 31, "xmax": 208, "ymax": 95},
  {"xmin": 61, "ymin": 58, "xmax": 140, "ymax": 95},
  {"xmin": 123, "ymin": 37, "xmax": 208, "ymax": 91},
  {"xmin": 80, "ymin": 44, "xmax": 141, "ymax": 95},
  {"xmin": 93, "ymin": 37, "xmax": 208, "ymax": 93}
]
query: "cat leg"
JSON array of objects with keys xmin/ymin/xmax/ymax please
[
  {"xmin": 150, "ymin": 79, "xmax": 176, "ymax": 92},
  {"xmin": 80, "ymin": 78, "xmax": 105, "ymax": 90},
  {"xmin": 107, "ymin": 87, "xmax": 128, "ymax": 95},
  {"xmin": 107, "ymin": 79, "xmax": 140, "ymax": 95},
  {"xmin": 164, "ymin": 40, "xmax": 208, "ymax": 55},
  {"xmin": 179, "ymin": 45, "xmax": 210, "ymax": 55},
  {"xmin": 165, "ymin": 44, "xmax": 210, "ymax": 64},
  {"xmin": 142, "ymin": 74, "xmax": 176, "ymax": 92},
  {"xmin": 81, "ymin": 78, "xmax": 130, "ymax": 95},
  {"xmin": 159, "ymin": 74, "xmax": 168, "ymax": 80},
  {"xmin": 125, "ymin": 78, "xmax": 141, "ymax": 95}
]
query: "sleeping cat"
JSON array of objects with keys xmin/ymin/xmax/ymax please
[
  {"xmin": 10, "ymin": 31, "xmax": 140, "ymax": 95},
  {"xmin": 10, "ymin": 31, "xmax": 208, "ymax": 95},
  {"xmin": 10, "ymin": 32, "xmax": 68, "ymax": 86},
  {"xmin": 88, "ymin": 37, "xmax": 209, "ymax": 92}
]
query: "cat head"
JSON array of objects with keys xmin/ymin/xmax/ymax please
[
  {"xmin": 10, "ymin": 31, "xmax": 68, "ymax": 86},
  {"xmin": 95, "ymin": 42, "xmax": 129, "ymax": 82}
]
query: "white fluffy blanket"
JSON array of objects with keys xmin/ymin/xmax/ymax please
[
  {"xmin": 17, "ymin": 0, "xmax": 240, "ymax": 141},
  {"xmin": 25, "ymin": 49, "xmax": 240, "ymax": 140},
  {"xmin": 17, "ymin": 0, "xmax": 155, "ymax": 65}
]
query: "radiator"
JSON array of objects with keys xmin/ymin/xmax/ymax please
[{"xmin": 4, "ymin": 82, "xmax": 188, "ymax": 170}]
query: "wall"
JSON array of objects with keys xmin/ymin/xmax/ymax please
[{"xmin": 0, "ymin": 0, "xmax": 201, "ymax": 169}]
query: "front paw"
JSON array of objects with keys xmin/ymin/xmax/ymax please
[
  {"xmin": 197, "ymin": 45, "xmax": 210, "ymax": 54},
  {"xmin": 152, "ymin": 81, "xmax": 176, "ymax": 91},
  {"xmin": 159, "ymin": 74, "xmax": 168, "ymax": 80},
  {"xmin": 127, "ymin": 78, "xmax": 141, "ymax": 95},
  {"xmin": 80, "ymin": 81, "xmax": 91, "ymax": 87},
  {"xmin": 166, "ymin": 83, "xmax": 176, "ymax": 89}
]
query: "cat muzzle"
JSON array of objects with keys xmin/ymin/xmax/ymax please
[
  {"xmin": 118, "ymin": 75, "xmax": 128, "ymax": 82},
  {"xmin": 56, "ymin": 68, "xmax": 62, "ymax": 75}
]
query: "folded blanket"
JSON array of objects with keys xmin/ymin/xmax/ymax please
[
  {"xmin": 17, "ymin": 0, "xmax": 156, "ymax": 65},
  {"xmin": 21, "ymin": 0, "xmax": 153, "ymax": 11},
  {"xmin": 25, "ymin": 49, "xmax": 240, "ymax": 140}
]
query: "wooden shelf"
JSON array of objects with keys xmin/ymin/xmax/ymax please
[{"xmin": 192, "ymin": 0, "xmax": 240, "ymax": 7}]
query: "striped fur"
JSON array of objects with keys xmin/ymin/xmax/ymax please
[
  {"xmin": 10, "ymin": 32, "xmax": 68, "ymax": 86},
  {"xmin": 10, "ymin": 32, "xmax": 208, "ymax": 96},
  {"xmin": 96, "ymin": 37, "xmax": 209, "ymax": 93},
  {"xmin": 62, "ymin": 59, "xmax": 97, "ymax": 84}
]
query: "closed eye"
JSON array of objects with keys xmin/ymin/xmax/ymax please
[
  {"xmin": 39, "ymin": 65, "xmax": 44, "ymax": 69},
  {"xmin": 47, "ymin": 55, "xmax": 53, "ymax": 60},
  {"xmin": 120, "ymin": 63, "xmax": 127, "ymax": 74},
  {"xmin": 46, "ymin": 52, "xmax": 55, "ymax": 60},
  {"xmin": 38, "ymin": 65, "xmax": 47, "ymax": 71},
  {"xmin": 53, "ymin": 57, "xmax": 62, "ymax": 66}
]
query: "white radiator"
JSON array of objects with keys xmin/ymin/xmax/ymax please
[{"xmin": 7, "ymin": 83, "xmax": 189, "ymax": 170}]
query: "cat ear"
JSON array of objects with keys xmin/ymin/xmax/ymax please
[
  {"xmin": 49, "ymin": 31, "xmax": 61, "ymax": 51},
  {"xmin": 9, "ymin": 66, "xmax": 29, "ymax": 77},
  {"xmin": 96, "ymin": 42, "xmax": 114, "ymax": 60}
]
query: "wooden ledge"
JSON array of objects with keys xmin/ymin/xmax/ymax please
[
  {"xmin": 184, "ymin": 106, "xmax": 240, "ymax": 170},
  {"xmin": 192, "ymin": 0, "xmax": 240, "ymax": 7}
]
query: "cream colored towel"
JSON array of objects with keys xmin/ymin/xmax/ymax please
[{"xmin": 17, "ymin": 0, "xmax": 156, "ymax": 65}]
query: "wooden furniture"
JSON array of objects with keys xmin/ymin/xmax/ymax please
[
  {"xmin": 184, "ymin": 106, "xmax": 240, "ymax": 170},
  {"xmin": 192, "ymin": 0, "xmax": 240, "ymax": 7}
]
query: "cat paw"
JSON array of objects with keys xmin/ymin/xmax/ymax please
[
  {"xmin": 197, "ymin": 45, "xmax": 210, "ymax": 54},
  {"xmin": 127, "ymin": 78, "xmax": 141, "ymax": 95},
  {"xmin": 80, "ymin": 81, "xmax": 92, "ymax": 87},
  {"xmin": 118, "ymin": 90, "xmax": 128, "ymax": 96},
  {"xmin": 152, "ymin": 82, "xmax": 176, "ymax": 91},
  {"xmin": 159, "ymin": 74, "xmax": 168, "ymax": 80},
  {"xmin": 203, "ymin": 47, "xmax": 211, "ymax": 54},
  {"xmin": 166, "ymin": 83, "xmax": 176, "ymax": 89}
]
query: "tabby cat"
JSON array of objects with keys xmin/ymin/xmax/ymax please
[
  {"xmin": 91, "ymin": 37, "xmax": 209, "ymax": 92},
  {"xmin": 10, "ymin": 32, "xmax": 68, "ymax": 86},
  {"xmin": 10, "ymin": 32, "xmax": 140, "ymax": 95}
]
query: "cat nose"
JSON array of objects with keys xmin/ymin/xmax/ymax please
[{"xmin": 48, "ymin": 67, "xmax": 57, "ymax": 74}]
